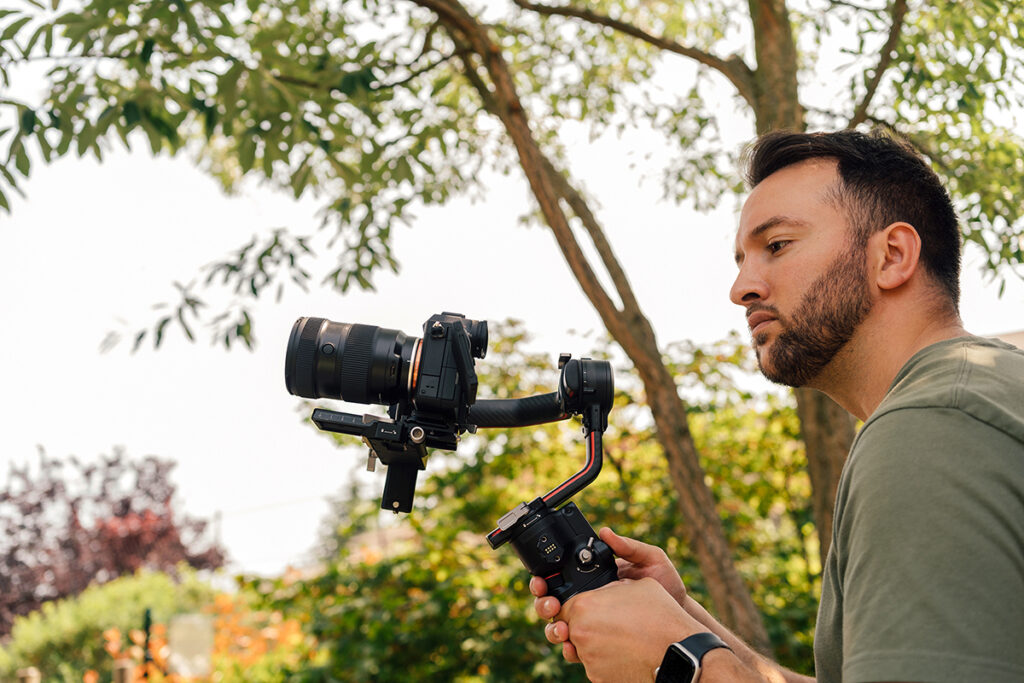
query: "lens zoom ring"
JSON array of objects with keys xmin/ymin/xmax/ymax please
[
  {"xmin": 341, "ymin": 324, "xmax": 375, "ymax": 403},
  {"xmin": 294, "ymin": 318, "xmax": 323, "ymax": 398}
]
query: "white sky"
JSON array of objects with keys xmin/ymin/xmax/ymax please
[{"xmin": 2, "ymin": 77, "xmax": 1022, "ymax": 577}]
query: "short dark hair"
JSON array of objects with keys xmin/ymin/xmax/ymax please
[{"xmin": 744, "ymin": 129, "xmax": 962, "ymax": 307}]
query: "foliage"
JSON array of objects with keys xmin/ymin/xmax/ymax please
[
  {"xmin": 0, "ymin": 448, "xmax": 226, "ymax": 637},
  {"xmin": 82, "ymin": 590, "xmax": 313, "ymax": 683},
  {"xmin": 0, "ymin": 569, "xmax": 215, "ymax": 681},
  {"xmin": 0, "ymin": 570, "xmax": 314, "ymax": 683},
  {"xmin": 0, "ymin": 1, "xmax": 1021, "ymax": 347},
  {"xmin": 251, "ymin": 323, "xmax": 816, "ymax": 679},
  {"xmin": 205, "ymin": 589, "xmax": 314, "ymax": 683}
]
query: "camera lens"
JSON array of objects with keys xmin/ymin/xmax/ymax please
[{"xmin": 285, "ymin": 317, "xmax": 420, "ymax": 405}]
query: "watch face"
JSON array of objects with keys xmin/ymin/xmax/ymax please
[{"xmin": 658, "ymin": 643, "xmax": 700, "ymax": 683}]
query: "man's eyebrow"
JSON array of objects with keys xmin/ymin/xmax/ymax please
[
  {"xmin": 750, "ymin": 215, "xmax": 810, "ymax": 238},
  {"xmin": 734, "ymin": 215, "xmax": 811, "ymax": 264}
]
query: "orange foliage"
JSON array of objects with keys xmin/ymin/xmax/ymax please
[
  {"xmin": 207, "ymin": 592, "xmax": 304, "ymax": 669},
  {"xmin": 85, "ymin": 593, "xmax": 307, "ymax": 683}
]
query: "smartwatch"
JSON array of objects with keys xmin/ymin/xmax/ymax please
[{"xmin": 654, "ymin": 632, "xmax": 731, "ymax": 683}]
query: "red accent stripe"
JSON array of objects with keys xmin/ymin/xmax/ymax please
[{"xmin": 543, "ymin": 431, "xmax": 595, "ymax": 503}]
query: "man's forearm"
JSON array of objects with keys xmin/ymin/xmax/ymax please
[{"xmin": 682, "ymin": 596, "xmax": 815, "ymax": 683}]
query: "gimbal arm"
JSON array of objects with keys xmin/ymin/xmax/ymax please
[{"xmin": 466, "ymin": 392, "xmax": 567, "ymax": 427}]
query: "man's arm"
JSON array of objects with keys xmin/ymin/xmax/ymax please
[
  {"xmin": 678, "ymin": 592, "xmax": 814, "ymax": 683},
  {"xmin": 532, "ymin": 528, "xmax": 814, "ymax": 683}
]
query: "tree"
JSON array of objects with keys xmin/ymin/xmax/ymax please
[
  {"xmin": 0, "ymin": 448, "xmax": 225, "ymax": 636},
  {"xmin": 2, "ymin": 0, "xmax": 1023, "ymax": 649}
]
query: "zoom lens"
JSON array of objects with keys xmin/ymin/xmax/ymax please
[{"xmin": 285, "ymin": 317, "xmax": 420, "ymax": 405}]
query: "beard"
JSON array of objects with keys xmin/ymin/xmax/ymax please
[{"xmin": 754, "ymin": 243, "xmax": 874, "ymax": 387}]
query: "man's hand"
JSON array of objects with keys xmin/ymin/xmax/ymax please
[
  {"xmin": 530, "ymin": 527, "xmax": 692, "ymax": 666},
  {"xmin": 562, "ymin": 576, "xmax": 700, "ymax": 682}
]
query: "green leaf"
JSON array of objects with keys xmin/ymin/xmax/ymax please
[
  {"xmin": 20, "ymin": 22, "xmax": 47, "ymax": 57},
  {"xmin": 140, "ymin": 37, "xmax": 154, "ymax": 64},
  {"xmin": 19, "ymin": 108, "xmax": 36, "ymax": 135},
  {"xmin": 0, "ymin": 16, "xmax": 31, "ymax": 42},
  {"xmin": 14, "ymin": 142, "xmax": 29, "ymax": 175},
  {"xmin": 76, "ymin": 122, "xmax": 98, "ymax": 157},
  {"xmin": 141, "ymin": 108, "xmax": 178, "ymax": 145},
  {"xmin": 238, "ymin": 134, "xmax": 256, "ymax": 172},
  {"xmin": 122, "ymin": 100, "xmax": 141, "ymax": 126},
  {"xmin": 95, "ymin": 104, "xmax": 118, "ymax": 134},
  {"xmin": 291, "ymin": 162, "xmax": 312, "ymax": 198},
  {"xmin": 0, "ymin": 160, "xmax": 18, "ymax": 188},
  {"xmin": 35, "ymin": 126, "xmax": 53, "ymax": 162},
  {"xmin": 203, "ymin": 106, "xmax": 217, "ymax": 138},
  {"xmin": 176, "ymin": 307, "xmax": 194, "ymax": 341},
  {"xmin": 154, "ymin": 316, "xmax": 171, "ymax": 347}
]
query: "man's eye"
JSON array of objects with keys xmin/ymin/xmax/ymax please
[{"xmin": 767, "ymin": 240, "xmax": 790, "ymax": 254}]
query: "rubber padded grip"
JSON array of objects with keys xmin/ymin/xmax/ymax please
[{"xmin": 467, "ymin": 393, "xmax": 565, "ymax": 428}]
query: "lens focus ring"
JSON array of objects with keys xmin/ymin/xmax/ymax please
[{"xmin": 339, "ymin": 324, "xmax": 375, "ymax": 403}]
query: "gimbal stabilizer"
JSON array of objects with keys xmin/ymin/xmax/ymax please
[{"xmin": 285, "ymin": 313, "xmax": 618, "ymax": 602}]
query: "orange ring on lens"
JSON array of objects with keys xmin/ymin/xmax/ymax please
[{"xmin": 410, "ymin": 339, "xmax": 423, "ymax": 391}]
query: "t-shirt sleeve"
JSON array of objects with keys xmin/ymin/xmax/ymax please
[{"xmin": 837, "ymin": 408, "xmax": 1024, "ymax": 683}]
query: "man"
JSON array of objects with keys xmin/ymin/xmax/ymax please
[{"xmin": 532, "ymin": 130, "xmax": 1024, "ymax": 682}]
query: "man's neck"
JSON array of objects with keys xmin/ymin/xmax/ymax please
[{"xmin": 809, "ymin": 305, "xmax": 967, "ymax": 422}]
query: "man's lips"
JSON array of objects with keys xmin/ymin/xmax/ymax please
[{"xmin": 746, "ymin": 310, "xmax": 778, "ymax": 336}]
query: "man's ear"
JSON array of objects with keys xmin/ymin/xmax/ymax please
[{"xmin": 871, "ymin": 222, "xmax": 922, "ymax": 291}]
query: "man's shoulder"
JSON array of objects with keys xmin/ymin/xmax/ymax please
[{"xmin": 866, "ymin": 335, "xmax": 1024, "ymax": 443}]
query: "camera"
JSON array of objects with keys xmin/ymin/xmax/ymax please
[{"xmin": 285, "ymin": 312, "xmax": 618, "ymax": 602}]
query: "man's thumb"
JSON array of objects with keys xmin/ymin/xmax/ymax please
[{"xmin": 599, "ymin": 527, "xmax": 650, "ymax": 561}]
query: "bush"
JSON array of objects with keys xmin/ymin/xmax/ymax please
[{"xmin": 0, "ymin": 569, "xmax": 214, "ymax": 682}]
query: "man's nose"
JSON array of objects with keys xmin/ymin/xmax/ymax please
[{"xmin": 729, "ymin": 264, "xmax": 768, "ymax": 307}]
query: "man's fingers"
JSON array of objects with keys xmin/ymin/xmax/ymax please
[
  {"xmin": 529, "ymin": 575, "xmax": 548, "ymax": 597},
  {"xmin": 544, "ymin": 620, "xmax": 569, "ymax": 644},
  {"xmin": 561, "ymin": 641, "xmax": 580, "ymax": 663},
  {"xmin": 534, "ymin": 595, "xmax": 561, "ymax": 620}
]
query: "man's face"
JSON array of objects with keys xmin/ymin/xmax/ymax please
[{"xmin": 730, "ymin": 160, "xmax": 873, "ymax": 387}]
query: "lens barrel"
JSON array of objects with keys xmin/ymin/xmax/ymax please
[{"xmin": 285, "ymin": 317, "xmax": 418, "ymax": 405}]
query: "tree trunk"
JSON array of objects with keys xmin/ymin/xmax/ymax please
[
  {"xmin": 418, "ymin": 0, "xmax": 772, "ymax": 653},
  {"xmin": 794, "ymin": 388, "xmax": 854, "ymax": 564}
]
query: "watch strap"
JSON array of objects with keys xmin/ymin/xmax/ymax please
[
  {"xmin": 655, "ymin": 632, "xmax": 731, "ymax": 683},
  {"xmin": 677, "ymin": 632, "xmax": 731, "ymax": 660}
]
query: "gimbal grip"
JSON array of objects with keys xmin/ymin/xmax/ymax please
[{"xmin": 467, "ymin": 393, "xmax": 566, "ymax": 428}]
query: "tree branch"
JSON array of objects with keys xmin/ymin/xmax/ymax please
[
  {"xmin": 538, "ymin": 155, "xmax": 646, "ymax": 325},
  {"xmin": 827, "ymin": 0, "xmax": 887, "ymax": 13},
  {"xmin": 849, "ymin": 0, "xmax": 908, "ymax": 127},
  {"xmin": 513, "ymin": 0, "xmax": 757, "ymax": 108}
]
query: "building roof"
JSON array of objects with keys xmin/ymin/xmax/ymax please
[{"xmin": 995, "ymin": 330, "xmax": 1024, "ymax": 349}]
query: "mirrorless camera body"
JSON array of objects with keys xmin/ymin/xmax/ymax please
[{"xmin": 285, "ymin": 312, "xmax": 617, "ymax": 602}]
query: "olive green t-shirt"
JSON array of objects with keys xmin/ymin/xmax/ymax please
[{"xmin": 814, "ymin": 336, "xmax": 1024, "ymax": 683}]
